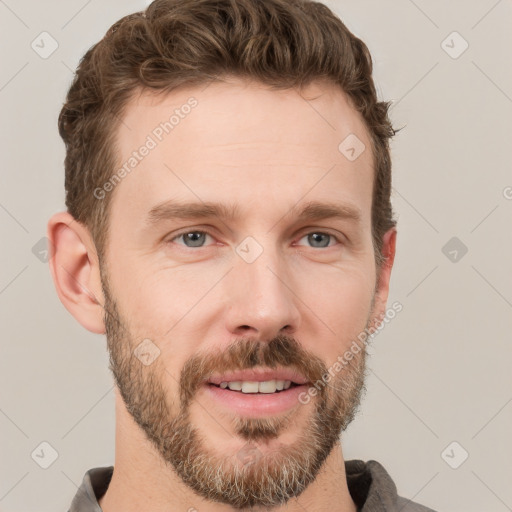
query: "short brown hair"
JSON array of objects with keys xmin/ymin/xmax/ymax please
[{"xmin": 58, "ymin": 0, "xmax": 396, "ymax": 267}]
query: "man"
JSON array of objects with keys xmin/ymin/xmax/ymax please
[{"xmin": 48, "ymin": 0, "xmax": 437, "ymax": 510}]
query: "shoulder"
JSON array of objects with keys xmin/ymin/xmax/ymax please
[
  {"xmin": 345, "ymin": 459, "xmax": 439, "ymax": 512},
  {"xmin": 68, "ymin": 466, "xmax": 113, "ymax": 512},
  {"xmin": 395, "ymin": 495, "xmax": 438, "ymax": 512}
]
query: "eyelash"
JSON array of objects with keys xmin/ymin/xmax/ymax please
[{"xmin": 167, "ymin": 229, "xmax": 343, "ymax": 250}]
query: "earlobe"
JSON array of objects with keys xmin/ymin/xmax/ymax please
[{"xmin": 47, "ymin": 212, "xmax": 106, "ymax": 334}]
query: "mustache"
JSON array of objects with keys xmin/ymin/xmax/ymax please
[{"xmin": 180, "ymin": 334, "xmax": 329, "ymax": 407}]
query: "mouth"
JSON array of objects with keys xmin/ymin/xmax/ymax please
[
  {"xmin": 207, "ymin": 380, "xmax": 302, "ymax": 394},
  {"xmin": 202, "ymin": 369, "xmax": 311, "ymax": 417}
]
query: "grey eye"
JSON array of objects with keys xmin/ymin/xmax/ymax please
[
  {"xmin": 180, "ymin": 231, "xmax": 208, "ymax": 247},
  {"xmin": 305, "ymin": 233, "xmax": 332, "ymax": 248}
]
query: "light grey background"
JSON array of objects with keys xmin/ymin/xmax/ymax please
[{"xmin": 1, "ymin": 1, "xmax": 511, "ymax": 511}]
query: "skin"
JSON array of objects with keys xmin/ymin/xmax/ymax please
[{"xmin": 48, "ymin": 77, "xmax": 396, "ymax": 512}]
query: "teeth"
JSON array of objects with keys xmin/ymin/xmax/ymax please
[
  {"xmin": 227, "ymin": 381, "xmax": 242, "ymax": 391},
  {"xmin": 241, "ymin": 381, "xmax": 259, "ymax": 393},
  {"xmin": 218, "ymin": 380, "xmax": 292, "ymax": 393},
  {"xmin": 258, "ymin": 380, "xmax": 278, "ymax": 393}
]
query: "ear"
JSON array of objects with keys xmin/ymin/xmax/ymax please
[
  {"xmin": 371, "ymin": 227, "xmax": 397, "ymax": 323},
  {"xmin": 47, "ymin": 212, "xmax": 106, "ymax": 334}
]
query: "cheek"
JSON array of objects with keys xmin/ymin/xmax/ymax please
[
  {"xmin": 296, "ymin": 261, "xmax": 375, "ymax": 349},
  {"xmin": 112, "ymin": 260, "xmax": 220, "ymax": 339}
]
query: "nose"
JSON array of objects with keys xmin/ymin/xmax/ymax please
[{"xmin": 224, "ymin": 245, "xmax": 301, "ymax": 341}]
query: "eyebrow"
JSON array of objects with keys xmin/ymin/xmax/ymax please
[
  {"xmin": 145, "ymin": 199, "xmax": 362, "ymax": 227},
  {"xmin": 146, "ymin": 200, "xmax": 241, "ymax": 225}
]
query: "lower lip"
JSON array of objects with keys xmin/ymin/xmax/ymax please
[{"xmin": 203, "ymin": 384, "xmax": 309, "ymax": 417}]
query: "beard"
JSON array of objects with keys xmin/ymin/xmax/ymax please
[{"xmin": 101, "ymin": 269, "xmax": 370, "ymax": 510}]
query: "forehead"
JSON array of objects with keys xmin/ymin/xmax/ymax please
[{"xmin": 109, "ymin": 77, "xmax": 374, "ymax": 230}]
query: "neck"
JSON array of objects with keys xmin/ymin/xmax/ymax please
[{"xmin": 99, "ymin": 391, "xmax": 357, "ymax": 512}]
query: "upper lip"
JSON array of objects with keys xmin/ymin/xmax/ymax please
[{"xmin": 206, "ymin": 368, "xmax": 309, "ymax": 386}]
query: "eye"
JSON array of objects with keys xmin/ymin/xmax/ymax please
[
  {"xmin": 167, "ymin": 230, "xmax": 341, "ymax": 250},
  {"xmin": 170, "ymin": 230, "xmax": 214, "ymax": 248},
  {"xmin": 296, "ymin": 232, "xmax": 340, "ymax": 248}
]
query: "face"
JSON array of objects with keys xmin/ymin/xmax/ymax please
[{"xmin": 99, "ymin": 77, "xmax": 387, "ymax": 509}]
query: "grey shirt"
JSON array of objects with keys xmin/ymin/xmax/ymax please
[{"xmin": 68, "ymin": 459, "xmax": 437, "ymax": 511}]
